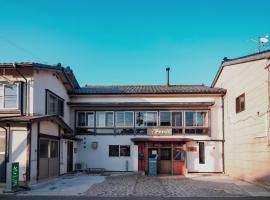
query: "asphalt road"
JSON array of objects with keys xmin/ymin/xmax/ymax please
[{"xmin": 1, "ymin": 196, "xmax": 270, "ymax": 200}]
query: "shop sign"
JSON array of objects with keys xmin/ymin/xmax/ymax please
[
  {"xmin": 11, "ymin": 162, "xmax": 19, "ymax": 191},
  {"xmin": 188, "ymin": 146, "xmax": 197, "ymax": 152},
  {"xmin": 147, "ymin": 128, "xmax": 172, "ymax": 136}
]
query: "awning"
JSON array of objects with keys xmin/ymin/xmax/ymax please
[
  {"xmin": 131, "ymin": 138, "xmax": 193, "ymax": 143},
  {"xmin": 0, "ymin": 114, "xmax": 73, "ymax": 134}
]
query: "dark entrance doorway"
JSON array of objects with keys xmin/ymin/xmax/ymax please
[
  {"xmin": 67, "ymin": 141, "xmax": 73, "ymax": 172},
  {"xmin": 0, "ymin": 131, "xmax": 6, "ymax": 182}
]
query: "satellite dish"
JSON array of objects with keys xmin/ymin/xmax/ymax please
[
  {"xmin": 259, "ymin": 35, "xmax": 269, "ymax": 43},
  {"xmin": 250, "ymin": 34, "xmax": 269, "ymax": 52}
]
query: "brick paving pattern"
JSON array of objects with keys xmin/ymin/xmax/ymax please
[{"xmin": 85, "ymin": 174, "xmax": 270, "ymax": 197}]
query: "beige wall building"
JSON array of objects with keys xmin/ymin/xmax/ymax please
[{"xmin": 212, "ymin": 50, "xmax": 270, "ymax": 186}]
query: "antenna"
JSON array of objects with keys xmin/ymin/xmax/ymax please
[{"xmin": 250, "ymin": 35, "xmax": 269, "ymax": 52}]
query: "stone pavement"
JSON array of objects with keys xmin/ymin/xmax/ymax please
[
  {"xmin": 19, "ymin": 174, "xmax": 105, "ymax": 196},
  {"xmin": 85, "ymin": 174, "xmax": 270, "ymax": 197}
]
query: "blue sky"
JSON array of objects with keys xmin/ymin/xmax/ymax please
[{"xmin": 0, "ymin": 0, "xmax": 269, "ymax": 86}]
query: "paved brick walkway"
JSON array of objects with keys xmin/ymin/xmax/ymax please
[{"xmin": 85, "ymin": 174, "xmax": 270, "ymax": 197}]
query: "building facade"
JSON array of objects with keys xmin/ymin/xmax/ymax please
[
  {"xmin": 1, "ymin": 50, "xmax": 270, "ymax": 187},
  {"xmin": 212, "ymin": 50, "xmax": 270, "ymax": 186},
  {"xmin": 0, "ymin": 63, "xmax": 80, "ymax": 185},
  {"xmin": 69, "ymin": 86, "xmax": 225, "ymax": 174}
]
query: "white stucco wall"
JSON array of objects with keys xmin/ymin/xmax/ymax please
[
  {"xmin": 10, "ymin": 126, "xmax": 28, "ymax": 181},
  {"xmin": 60, "ymin": 139, "xmax": 67, "ymax": 174},
  {"xmin": 76, "ymin": 135, "xmax": 138, "ymax": 171},
  {"xmin": 30, "ymin": 123, "xmax": 38, "ymax": 182},
  {"xmin": 33, "ymin": 70, "xmax": 71, "ymax": 124},
  {"xmin": 186, "ymin": 141, "xmax": 223, "ymax": 172}
]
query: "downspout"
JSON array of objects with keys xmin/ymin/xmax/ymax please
[
  {"xmin": 0, "ymin": 125, "xmax": 8, "ymax": 182},
  {"xmin": 267, "ymin": 58, "xmax": 270, "ymax": 146},
  {"xmin": 13, "ymin": 63, "xmax": 28, "ymax": 115},
  {"xmin": 222, "ymin": 94, "xmax": 225, "ymax": 173}
]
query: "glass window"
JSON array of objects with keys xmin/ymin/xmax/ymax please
[
  {"xmin": 160, "ymin": 148, "xmax": 171, "ymax": 160},
  {"xmin": 96, "ymin": 112, "xmax": 105, "ymax": 127},
  {"xmin": 146, "ymin": 112, "xmax": 157, "ymax": 126},
  {"xmin": 172, "ymin": 112, "xmax": 182, "ymax": 127},
  {"xmin": 173, "ymin": 148, "xmax": 185, "ymax": 161},
  {"xmin": 185, "ymin": 112, "xmax": 196, "ymax": 126},
  {"xmin": 197, "ymin": 112, "xmax": 208, "ymax": 127},
  {"xmin": 0, "ymin": 83, "xmax": 19, "ymax": 109},
  {"xmin": 105, "ymin": 112, "xmax": 114, "ymax": 127},
  {"xmin": 4, "ymin": 84, "xmax": 18, "ymax": 108},
  {"xmin": 50, "ymin": 141, "xmax": 59, "ymax": 158},
  {"xmin": 236, "ymin": 93, "xmax": 245, "ymax": 113},
  {"xmin": 116, "ymin": 112, "xmax": 125, "ymax": 127},
  {"xmin": 160, "ymin": 112, "xmax": 171, "ymax": 126},
  {"xmin": 96, "ymin": 112, "xmax": 114, "ymax": 127},
  {"xmin": 39, "ymin": 139, "xmax": 48, "ymax": 158},
  {"xmin": 120, "ymin": 145, "xmax": 130, "ymax": 156},
  {"xmin": 116, "ymin": 111, "xmax": 134, "ymax": 127},
  {"xmin": 136, "ymin": 112, "xmax": 157, "ymax": 127},
  {"xmin": 109, "ymin": 145, "xmax": 119, "ymax": 157},
  {"xmin": 86, "ymin": 112, "xmax": 95, "ymax": 127},
  {"xmin": 199, "ymin": 142, "xmax": 205, "ymax": 164},
  {"xmin": 78, "ymin": 112, "xmax": 86, "ymax": 126},
  {"xmin": 136, "ymin": 112, "xmax": 146, "ymax": 126},
  {"xmin": 46, "ymin": 91, "xmax": 64, "ymax": 117},
  {"xmin": 125, "ymin": 112, "xmax": 134, "ymax": 127}
]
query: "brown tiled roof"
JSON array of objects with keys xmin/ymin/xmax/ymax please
[
  {"xmin": 71, "ymin": 85, "xmax": 226, "ymax": 95},
  {"xmin": 0, "ymin": 62, "xmax": 80, "ymax": 89},
  {"xmin": 0, "ymin": 115, "xmax": 73, "ymax": 133},
  {"xmin": 212, "ymin": 50, "xmax": 270, "ymax": 87}
]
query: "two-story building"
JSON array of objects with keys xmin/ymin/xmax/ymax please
[
  {"xmin": 212, "ymin": 50, "xmax": 270, "ymax": 186},
  {"xmin": 69, "ymin": 85, "xmax": 225, "ymax": 175},
  {"xmin": 0, "ymin": 63, "xmax": 80, "ymax": 185}
]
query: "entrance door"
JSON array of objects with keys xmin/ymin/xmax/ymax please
[
  {"xmin": 67, "ymin": 141, "xmax": 73, "ymax": 172},
  {"xmin": 39, "ymin": 139, "xmax": 59, "ymax": 179},
  {"xmin": 172, "ymin": 148, "xmax": 186, "ymax": 175},
  {"xmin": 159, "ymin": 148, "xmax": 172, "ymax": 174},
  {"xmin": 0, "ymin": 131, "xmax": 6, "ymax": 182}
]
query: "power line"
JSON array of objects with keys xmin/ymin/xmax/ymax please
[{"xmin": 0, "ymin": 35, "xmax": 47, "ymax": 63}]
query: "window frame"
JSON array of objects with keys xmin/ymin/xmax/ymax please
[
  {"xmin": 96, "ymin": 111, "xmax": 114, "ymax": 128},
  {"xmin": 120, "ymin": 145, "xmax": 131, "ymax": 157},
  {"xmin": 135, "ymin": 111, "xmax": 158, "ymax": 127},
  {"xmin": 109, "ymin": 145, "xmax": 119, "ymax": 157},
  {"xmin": 46, "ymin": 89, "xmax": 64, "ymax": 117},
  {"xmin": 115, "ymin": 111, "xmax": 134, "ymax": 128},
  {"xmin": 0, "ymin": 82, "xmax": 20, "ymax": 109},
  {"xmin": 236, "ymin": 93, "xmax": 245, "ymax": 113},
  {"xmin": 199, "ymin": 142, "xmax": 205, "ymax": 164},
  {"xmin": 184, "ymin": 111, "xmax": 209, "ymax": 128},
  {"xmin": 159, "ymin": 111, "xmax": 172, "ymax": 127},
  {"xmin": 76, "ymin": 111, "xmax": 95, "ymax": 128}
]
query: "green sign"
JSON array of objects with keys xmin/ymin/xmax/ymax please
[{"xmin": 11, "ymin": 162, "xmax": 19, "ymax": 191}]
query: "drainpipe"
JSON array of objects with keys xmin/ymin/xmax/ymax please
[
  {"xmin": 267, "ymin": 59, "xmax": 270, "ymax": 146},
  {"xmin": 13, "ymin": 63, "xmax": 28, "ymax": 115},
  {"xmin": 222, "ymin": 94, "xmax": 225, "ymax": 173},
  {"xmin": 4, "ymin": 124, "xmax": 12, "ymax": 192}
]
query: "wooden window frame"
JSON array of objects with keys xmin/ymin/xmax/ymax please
[
  {"xmin": 199, "ymin": 142, "xmax": 205, "ymax": 164},
  {"xmin": 45, "ymin": 89, "xmax": 64, "ymax": 117},
  {"xmin": 0, "ymin": 82, "xmax": 20, "ymax": 109},
  {"xmin": 236, "ymin": 93, "xmax": 245, "ymax": 113}
]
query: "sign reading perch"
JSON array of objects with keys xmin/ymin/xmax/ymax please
[
  {"xmin": 11, "ymin": 162, "xmax": 19, "ymax": 191},
  {"xmin": 147, "ymin": 128, "xmax": 172, "ymax": 136}
]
